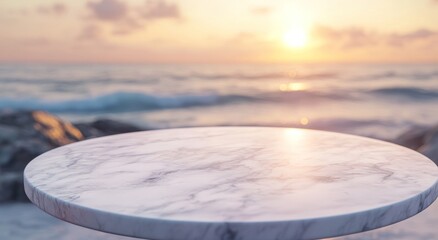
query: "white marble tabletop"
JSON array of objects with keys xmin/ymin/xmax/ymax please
[{"xmin": 24, "ymin": 127, "xmax": 438, "ymax": 240}]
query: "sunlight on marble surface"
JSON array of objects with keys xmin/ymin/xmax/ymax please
[{"xmin": 24, "ymin": 127, "xmax": 438, "ymax": 240}]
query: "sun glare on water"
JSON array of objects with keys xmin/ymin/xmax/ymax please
[
  {"xmin": 279, "ymin": 82, "xmax": 306, "ymax": 92},
  {"xmin": 283, "ymin": 29, "xmax": 309, "ymax": 48}
]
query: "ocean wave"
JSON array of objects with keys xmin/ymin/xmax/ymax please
[
  {"xmin": 3, "ymin": 86, "xmax": 434, "ymax": 114},
  {"xmin": 0, "ymin": 92, "xmax": 257, "ymax": 113},
  {"xmin": 0, "ymin": 71, "xmax": 338, "ymax": 85},
  {"xmin": 183, "ymin": 72, "xmax": 338, "ymax": 81},
  {"xmin": 264, "ymin": 90, "xmax": 355, "ymax": 102},
  {"xmin": 369, "ymin": 87, "xmax": 438, "ymax": 99},
  {"xmin": 0, "ymin": 89, "xmax": 357, "ymax": 113},
  {"xmin": 357, "ymin": 70, "xmax": 438, "ymax": 81}
]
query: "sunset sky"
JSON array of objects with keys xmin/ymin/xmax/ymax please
[{"xmin": 1, "ymin": 0, "xmax": 438, "ymax": 64}]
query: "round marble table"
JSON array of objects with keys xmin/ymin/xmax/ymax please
[{"xmin": 24, "ymin": 127, "xmax": 438, "ymax": 240}]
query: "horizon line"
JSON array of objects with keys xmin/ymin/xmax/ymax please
[{"xmin": 0, "ymin": 60, "xmax": 437, "ymax": 66}]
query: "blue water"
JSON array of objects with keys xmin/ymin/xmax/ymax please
[{"xmin": 0, "ymin": 63, "xmax": 437, "ymax": 139}]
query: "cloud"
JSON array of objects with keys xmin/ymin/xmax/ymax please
[
  {"xmin": 313, "ymin": 25, "xmax": 438, "ymax": 50},
  {"xmin": 36, "ymin": 3, "xmax": 67, "ymax": 15},
  {"xmin": 87, "ymin": 0, "xmax": 127, "ymax": 21},
  {"xmin": 313, "ymin": 25, "xmax": 377, "ymax": 49},
  {"xmin": 141, "ymin": 0, "xmax": 181, "ymax": 20},
  {"xmin": 85, "ymin": 0, "xmax": 143, "ymax": 36},
  {"xmin": 388, "ymin": 29, "xmax": 438, "ymax": 47},
  {"xmin": 250, "ymin": 6, "xmax": 273, "ymax": 15},
  {"xmin": 83, "ymin": 0, "xmax": 181, "ymax": 37},
  {"xmin": 78, "ymin": 24, "xmax": 102, "ymax": 41}
]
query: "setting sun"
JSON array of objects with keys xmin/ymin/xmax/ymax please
[{"xmin": 283, "ymin": 29, "xmax": 309, "ymax": 48}]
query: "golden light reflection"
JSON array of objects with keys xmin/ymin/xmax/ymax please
[
  {"xmin": 300, "ymin": 117, "xmax": 309, "ymax": 125},
  {"xmin": 279, "ymin": 82, "xmax": 306, "ymax": 92},
  {"xmin": 279, "ymin": 84, "xmax": 288, "ymax": 91},
  {"xmin": 32, "ymin": 111, "xmax": 84, "ymax": 146}
]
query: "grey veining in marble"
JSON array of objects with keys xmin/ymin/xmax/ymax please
[{"xmin": 24, "ymin": 127, "xmax": 438, "ymax": 240}]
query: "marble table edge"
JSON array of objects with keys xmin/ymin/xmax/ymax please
[{"xmin": 23, "ymin": 173, "xmax": 438, "ymax": 240}]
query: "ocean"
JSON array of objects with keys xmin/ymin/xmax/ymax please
[{"xmin": 0, "ymin": 63, "xmax": 437, "ymax": 140}]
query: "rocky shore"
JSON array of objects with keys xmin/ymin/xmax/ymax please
[
  {"xmin": 395, "ymin": 125, "xmax": 438, "ymax": 165},
  {"xmin": 0, "ymin": 110, "xmax": 144, "ymax": 203},
  {"xmin": 1, "ymin": 110, "xmax": 438, "ymax": 203}
]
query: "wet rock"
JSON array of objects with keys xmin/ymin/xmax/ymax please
[
  {"xmin": 91, "ymin": 119, "xmax": 144, "ymax": 135},
  {"xmin": 0, "ymin": 173, "xmax": 25, "ymax": 202},
  {"xmin": 395, "ymin": 124, "xmax": 438, "ymax": 165},
  {"xmin": 0, "ymin": 146, "xmax": 14, "ymax": 167},
  {"xmin": 395, "ymin": 126, "xmax": 430, "ymax": 150},
  {"xmin": 74, "ymin": 123, "xmax": 105, "ymax": 139},
  {"xmin": 418, "ymin": 126, "xmax": 438, "ymax": 164},
  {"xmin": 74, "ymin": 119, "xmax": 145, "ymax": 138},
  {"xmin": 0, "ymin": 110, "xmax": 84, "ymax": 147},
  {"xmin": 0, "ymin": 125, "xmax": 21, "ymax": 144},
  {"xmin": 1, "ymin": 140, "xmax": 52, "ymax": 172},
  {"xmin": 0, "ymin": 110, "xmax": 145, "ymax": 203}
]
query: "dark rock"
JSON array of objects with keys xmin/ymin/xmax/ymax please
[
  {"xmin": 418, "ymin": 126, "xmax": 438, "ymax": 164},
  {"xmin": 0, "ymin": 145, "xmax": 14, "ymax": 167},
  {"xmin": 0, "ymin": 124, "xmax": 21, "ymax": 144},
  {"xmin": 0, "ymin": 110, "xmax": 145, "ymax": 203},
  {"xmin": 395, "ymin": 124, "xmax": 438, "ymax": 165},
  {"xmin": 91, "ymin": 119, "xmax": 144, "ymax": 135},
  {"xmin": 0, "ymin": 173, "xmax": 26, "ymax": 202},
  {"xmin": 0, "ymin": 110, "xmax": 84, "ymax": 147},
  {"xmin": 394, "ymin": 126, "xmax": 430, "ymax": 150},
  {"xmin": 1, "ymin": 139, "xmax": 52, "ymax": 172},
  {"xmin": 424, "ymin": 126, "xmax": 438, "ymax": 144},
  {"xmin": 73, "ymin": 119, "xmax": 144, "ymax": 138},
  {"xmin": 74, "ymin": 123, "xmax": 105, "ymax": 139}
]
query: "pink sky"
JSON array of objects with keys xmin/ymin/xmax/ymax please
[{"xmin": 1, "ymin": 0, "xmax": 438, "ymax": 64}]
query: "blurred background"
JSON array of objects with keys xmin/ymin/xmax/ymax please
[{"xmin": 0, "ymin": 0, "xmax": 438, "ymax": 239}]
